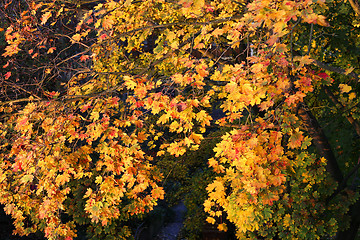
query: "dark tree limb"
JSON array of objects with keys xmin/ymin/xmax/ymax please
[
  {"xmin": 336, "ymin": 198, "xmax": 360, "ymax": 240},
  {"xmin": 297, "ymin": 103, "xmax": 344, "ymax": 183},
  {"xmin": 349, "ymin": 0, "xmax": 360, "ymax": 16},
  {"xmin": 297, "ymin": 102, "xmax": 360, "ymax": 240},
  {"xmin": 324, "ymin": 86, "xmax": 360, "ymax": 137},
  {"xmin": 312, "ymin": 59, "xmax": 359, "ymax": 81},
  {"xmin": 328, "ymin": 158, "xmax": 360, "ymax": 203}
]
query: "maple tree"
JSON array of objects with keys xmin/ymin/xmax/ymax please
[{"xmin": 0, "ymin": 0, "xmax": 360, "ymax": 239}]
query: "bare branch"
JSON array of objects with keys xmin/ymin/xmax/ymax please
[{"xmin": 312, "ymin": 59, "xmax": 359, "ymax": 81}]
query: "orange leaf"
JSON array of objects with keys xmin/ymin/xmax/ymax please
[
  {"xmin": 4, "ymin": 72, "xmax": 11, "ymax": 80},
  {"xmin": 72, "ymin": 34, "xmax": 81, "ymax": 43},
  {"xmin": 287, "ymin": 130, "xmax": 304, "ymax": 149},
  {"xmin": 80, "ymin": 55, "xmax": 90, "ymax": 61},
  {"xmin": 47, "ymin": 47, "xmax": 56, "ymax": 54},
  {"xmin": 2, "ymin": 61, "xmax": 9, "ymax": 68},
  {"xmin": 151, "ymin": 187, "xmax": 165, "ymax": 200}
]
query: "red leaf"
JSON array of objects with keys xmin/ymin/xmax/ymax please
[
  {"xmin": 318, "ymin": 72, "xmax": 329, "ymax": 79},
  {"xmin": 4, "ymin": 72, "xmax": 11, "ymax": 80},
  {"xmin": 99, "ymin": 34, "xmax": 107, "ymax": 40}
]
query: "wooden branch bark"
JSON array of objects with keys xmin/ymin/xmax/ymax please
[
  {"xmin": 312, "ymin": 59, "xmax": 359, "ymax": 81},
  {"xmin": 324, "ymin": 86, "xmax": 360, "ymax": 137},
  {"xmin": 328, "ymin": 158, "xmax": 360, "ymax": 203},
  {"xmin": 349, "ymin": 0, "xmax": 360, "ymax": 16},
  {"xmin": 297, "ymin": 101, "xmax": 360, "ymax": 239},
  {"xmin": 297, "ymin": 103, "xmax": 344, "ymax": 183}
]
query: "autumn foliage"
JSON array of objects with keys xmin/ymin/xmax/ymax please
[{"xmin": 0, "ymin": 0, "xmax": 359, "ymax": 239}]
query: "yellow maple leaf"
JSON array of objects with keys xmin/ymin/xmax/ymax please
[
  {"xmin": 102, "ymin": 16, "xmax": 114, "ymax": 30},
  {"xmin": 151, "ymin": 187, "xmax": 165, "ymax": 200},
  {"xmin": 206, "ymin": 216, "xmax": 216, "ymax": 224},
  {"xmin": 349, "ymin": 92, "xmax": 356, "ymax": 100},
  {"xmin": 294, "ymin": 55, "xmax": 314, "ymax": 68},
  {"xmin": 71, "ymin": 34, "xmax": 82, "ymax": 43},
  {"xmin": 339, "ymin": 84, "xmax": 352, "ymax": 93},
  {"xmin": 55, "ymin": 173, "xmax": 70, "ymax": 186},
  {"xmin": 283, "ymin": 214, "xmax": 291, "ymax": 227},
  {"xmin": 203, "ymin": 199, "xmax": 214, "ymax": 212},
  {"xmin": 212, "ymin": 28, "xmax": 224, "ymax": 37},
  {"xmin": 316, "ymin": 15, "xmax": 330, "ymax": 27},
  {"xmin": 20, "ymin": 174, "xmax": 34, "ymax": 184},
  {"xmin": 251, "ymin": 63, "xmax": 264, "ymax": 73},
  {"xmin": 192, "ymin": 0, "xmax": 205, "ymax": 15},
  {"xmin": 344, "ymin": 67, "xmax": 354, "ymax": 75},
  {"xmin": 124, "ymin": 76, "xmax": 137, "ymax": 90},
  {"xmin": 218, "ymin": 223, "xmax": 228, "ymax": 232},
  {"xmin": 156, "ymin": 150, "xmax": 165, "ymax": 156},
  {"xmin": 190, "ymin": 132, "xmax": 203, "ymax": 144},
  {"xmin": 41, "ymin": 11, "xmax": 52, "ymax": 25},
  {"xmin": 167, "ymin": 142, "xmax": 186, "ymax": 157}
]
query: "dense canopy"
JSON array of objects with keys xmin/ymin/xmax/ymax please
[{"xmin": 0, "ymin": 0, "xmax": 359, "ymax": 239}]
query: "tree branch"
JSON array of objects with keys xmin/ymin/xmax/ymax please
[
  {"xmin": 324, "ymin": 86, "xmax": 360, "ymax": 137},
  {"xmin": 312, "ymin": 59, "xmax": 359, "ymax": 81},
  {"xmin": 297, "ymin": 103, "xmax": 344, "ymax": 183},
  {"xmin": 336, "ymin": 198, "xmax": 360, "ymax": 240},
  {"xmin": 327, "ymin": 157, "xmax": 360, "ymax": 203},
  {"xmin": 349, "ymin": 0, "xmax": 360, "ymax": 16}
]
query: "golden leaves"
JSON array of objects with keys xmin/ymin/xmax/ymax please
[
  {"xmin": 349, "ymin": 92, "xmax": 356, "ymax": 100},
  {"xmin": 293, "ymin": 55, "xmax": 314, "ymax": 69},
  {"xmin": 151, "ymin": 186, "xmax": 165, "ymax": 200},
  {"xmin": 20, "ymin": 174, "xmax": 34, "ymax": 184},
  {"xmin": 196, "ymin": 110, "xmax": 212, "ymax": 127},
  {"xmin": 55, "ymin": 172, "xmax": 70, "ymax": 186},
  {"xmin": 205, "ymin": 125, "xmax": 291, "ymax": 232},
  {"xmin": 303, "ymin": 13, "xmax": 329, "ymax": 27},
  {"xmin": 180, "ymin": 0, "xmax": 205, "ymax": 17},
  {"xmin": 251, "ymin": 63, "xmax": 264, "ymax": 73},
  {"xmin": 206, "ymin": 216, "xmax": 216, "ymax": 224},
  {"xmin": 2, "ymin": 42, "xmax": 22, "ymax": 57},
  {"xmin": 71, "ymin": 34, "xmax": 82, "ymax": 43},
  {"xmin": 206, "ymin": 179, "xmax": 227, "ymax": 208},
  {"xmin": 123, "ymin": 76, "xmax": 137, "ymax": 90},
  {"xmin": 217, "ymin": 223, "xmax": 228, "ymax": 232},
  {"xmin": 102, "ymin": 16, "xmax": 115, "ymax": 31},
  {"xmin": 344, "ymin": 67, "xmax": 355, "ymax": 75},
  {"xmin": 40, "ymin": 11, "xmax": 52, "ymax": 25},
  {"xmin": 283, "ymin": 214, "xmax": 292, "ymax": 227},
  {"xmin": 167, "ymin": 141, "xmax": 186, "ymax": 157},
  {"xmin": 0, "ymin": 90, "xmax": 167, "ymax": 237},
  {"xmin": 0, "ymin": 0, "xmax": 342, "ymax": 238},
  {"xmin": 339, "ymin": 84, "xmax": 352, "ymax": 93}
]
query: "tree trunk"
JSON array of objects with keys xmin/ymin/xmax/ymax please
[
  {"xmin": 297, "ymin": 103, "xmax": 360, "ymax": 240},
  {"xmin": 297, "ymin": 104, "xmax": 344, "ymax": 183}
]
